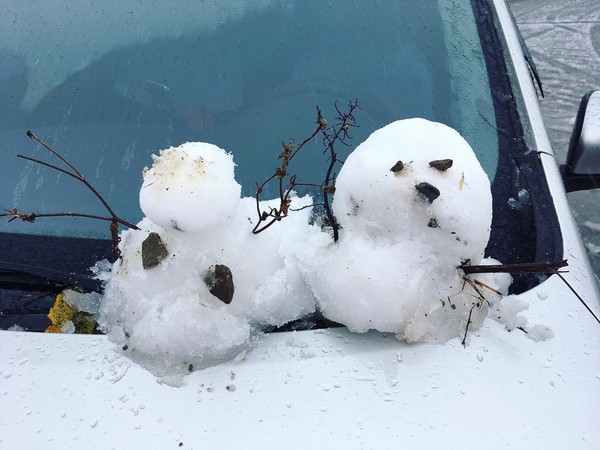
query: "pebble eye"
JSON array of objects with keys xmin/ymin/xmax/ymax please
[
  {"xmin": 429, "ymin": 159, "xmax": 453, "ymax": 171},
  {"xmin": 390, "ymin": 160, "xmax": 405, "ymax": 173}
]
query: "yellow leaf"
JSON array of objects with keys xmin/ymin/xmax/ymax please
[
  {"xmin": 459, "ymin": 171, "xmax": 465, "ymax": 190},
  {"xmin": 46, "ymin": 289, "xmax": 96, "ymax": 334},
  {"xmin": 46, "ymin": 291, "xmax": 75, "ymax": 333}
]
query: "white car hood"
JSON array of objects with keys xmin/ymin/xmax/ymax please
[{"xmin": 1, "ymin": 273, "xmax": 600, "ymax": 449}]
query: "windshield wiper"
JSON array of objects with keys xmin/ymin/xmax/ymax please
[
  {"xmin": 0, "ymin": 261, "xmax": 102, "ymax": 293},
  {"xmin": 506, "ymin": 2, "xmax": 544, "ymax": 97}
]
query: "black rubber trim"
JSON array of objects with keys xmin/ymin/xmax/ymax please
[
  {"xmin": 0, "ymin": 232, "xmax": 112, "ymax": 293},
  {"xmin": 474, "ymin": 0, "xmax": 563, "ymax": 293}
]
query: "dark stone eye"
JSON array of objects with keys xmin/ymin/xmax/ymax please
[
  {"xmin": 415, "ymin": 182, "xmax": 440, "ymax": 203},
  {"xmin": 390, "ymin": 160, "xmax": 404, "ymax": 173},
  {"xmin": 429, "ymin": 159, "xmax": 453, "ymax": 171}
]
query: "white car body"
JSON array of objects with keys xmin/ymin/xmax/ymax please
[{"xmin": 2, "ymin": 1, "xmax": 600, "ymax": 449}]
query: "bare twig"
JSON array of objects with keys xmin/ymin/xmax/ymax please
[
  {"xmin": 290, "ymin": 202, "xmax": 325, "ymax": 212},
  {"xmin": 2, "ymin": 131, "xmax": 140, "ymax": 257},
  {"xmin": 460, "ymin": 259, "xmax": 568, "ymax": 274},
  {"xmin": 26, "ymin": 131, "xmax": 132, "ymax": 227},
  {"xmin": 252, "ymin": 101, "xmax": 359, "ymax": 241},
  {"xmin": 320, "ymin": 99, "xmax": 359, "ymax": 241},
  {"xmin": 252, "ymin": 110, "xmax": 326, "ymax": 234},
  {"xmin": 1, "ymin": 209, "xmax": 133, "ymax": 225},
  {"xmin": 458, "ymin": 276, "xmax": 493, "ymax": 346},
  {"xmin": 26, "ymin": 130, "xmax": 83, "ymax": 177},
  {"xmin": 462, "ymin": 302, "xmax": 479, "ymax": 347},
  {"xmin": 458, "ymin": 257, "xmax": 600, "ymax": 344}
]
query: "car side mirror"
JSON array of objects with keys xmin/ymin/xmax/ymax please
[{"xmin": 561, "ymin": 90, "xmax": 600, "ymax": 192}]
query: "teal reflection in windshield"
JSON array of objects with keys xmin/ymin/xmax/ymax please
[{"xmin": 0, "ymin": 0, "xmax": 498, "ymax": 237}]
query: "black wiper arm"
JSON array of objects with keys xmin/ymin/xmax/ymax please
[
  {"xmin": 506, "ymin": 2, "xmax": 544, "ymax": 97},
  {"xmin": 0, "ymin": 261, "xmax": 103, "ymax": 293}
]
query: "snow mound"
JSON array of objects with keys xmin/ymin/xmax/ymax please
[
  {"xmin": 98, "ymin": 119, "xmax": 530, "ymax": 378},
  {"xmin": 491, "ymin": 295, "xmax": 554, "ymax": 342}
]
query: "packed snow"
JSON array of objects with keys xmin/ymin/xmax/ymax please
[{"xmin": 97, "ymin": 118, "xmax": 533, "ymax": 380}]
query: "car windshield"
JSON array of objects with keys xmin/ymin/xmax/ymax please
[{"xmin": 0, "ymin": 0, "xmax": 560, "ymax": 291}]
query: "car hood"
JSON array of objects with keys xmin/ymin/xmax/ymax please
[{"xmin": 1, "ymin": 271, "xmax": 600, "ymax": 449}]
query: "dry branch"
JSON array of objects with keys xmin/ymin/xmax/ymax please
[
  {"xmin": 252, "ymin": 100, "xmax": 359, "ymax": 242},
  {"xmin": 459, "ymin": 259, "xmax": 568, "ymax": 275},
  {"xmin": 1, "ymin": 131, "xmax": 140, "ymax": 257}
]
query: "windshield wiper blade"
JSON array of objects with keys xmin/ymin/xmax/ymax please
[
  {"xmin": 0, "ymin": 261, "xmax": 102, "ymax": 293},
  {"xmin": 506, "ymin": 2, "xmax": 544, "ymax": 97}
]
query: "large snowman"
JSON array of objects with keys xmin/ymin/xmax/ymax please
[{"xmin": 304, "ymin": 118, "xmax": 509, "ymax": 342}]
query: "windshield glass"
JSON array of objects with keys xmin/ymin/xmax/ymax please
[{"xmin": 1, "ymin": 0, "xmax": 498, "ymax": 238}]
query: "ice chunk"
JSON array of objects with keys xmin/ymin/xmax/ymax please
[
  {"xmin": 61, "ymin": 321, "xmax": 76, "ymax": 334},
  {"xmin": 90, "ymin": 259, "xmax": 112, "ymax": 282},
  {"xmin": 491, "ymin": 294, "xmax": 553, "ymax": 340},
  {"xmin": 62, "ymin": 289, "xmax": 102, "ymax": 314}
]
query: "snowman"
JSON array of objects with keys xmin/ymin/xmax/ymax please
[
  {"xmin": 98, "ymin": 119, "xmax": 514, "ymax": 381},
  {"xmin": 304, "ymin": 118, "xmax": 510, "ymax": 343},
  {"xmin": 99, "ymin": 142, "xmax": 316, "ymax": 379}
]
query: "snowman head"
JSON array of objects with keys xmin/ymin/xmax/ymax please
[
  {"xmin": 333, "ymin": 118, "xmax": 492, "ymax": 263},
  {"xmin": 139, "ymin": 142, "xmax": 241, "ymax": 232}
]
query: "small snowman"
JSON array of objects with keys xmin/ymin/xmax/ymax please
[
  {"xmin": 305, "ymin": 119, "xmax": 509, "ymax": 343},
  {"xmin": 100, "ymin": 142, "xmax": 316, "ymax": 379}
]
